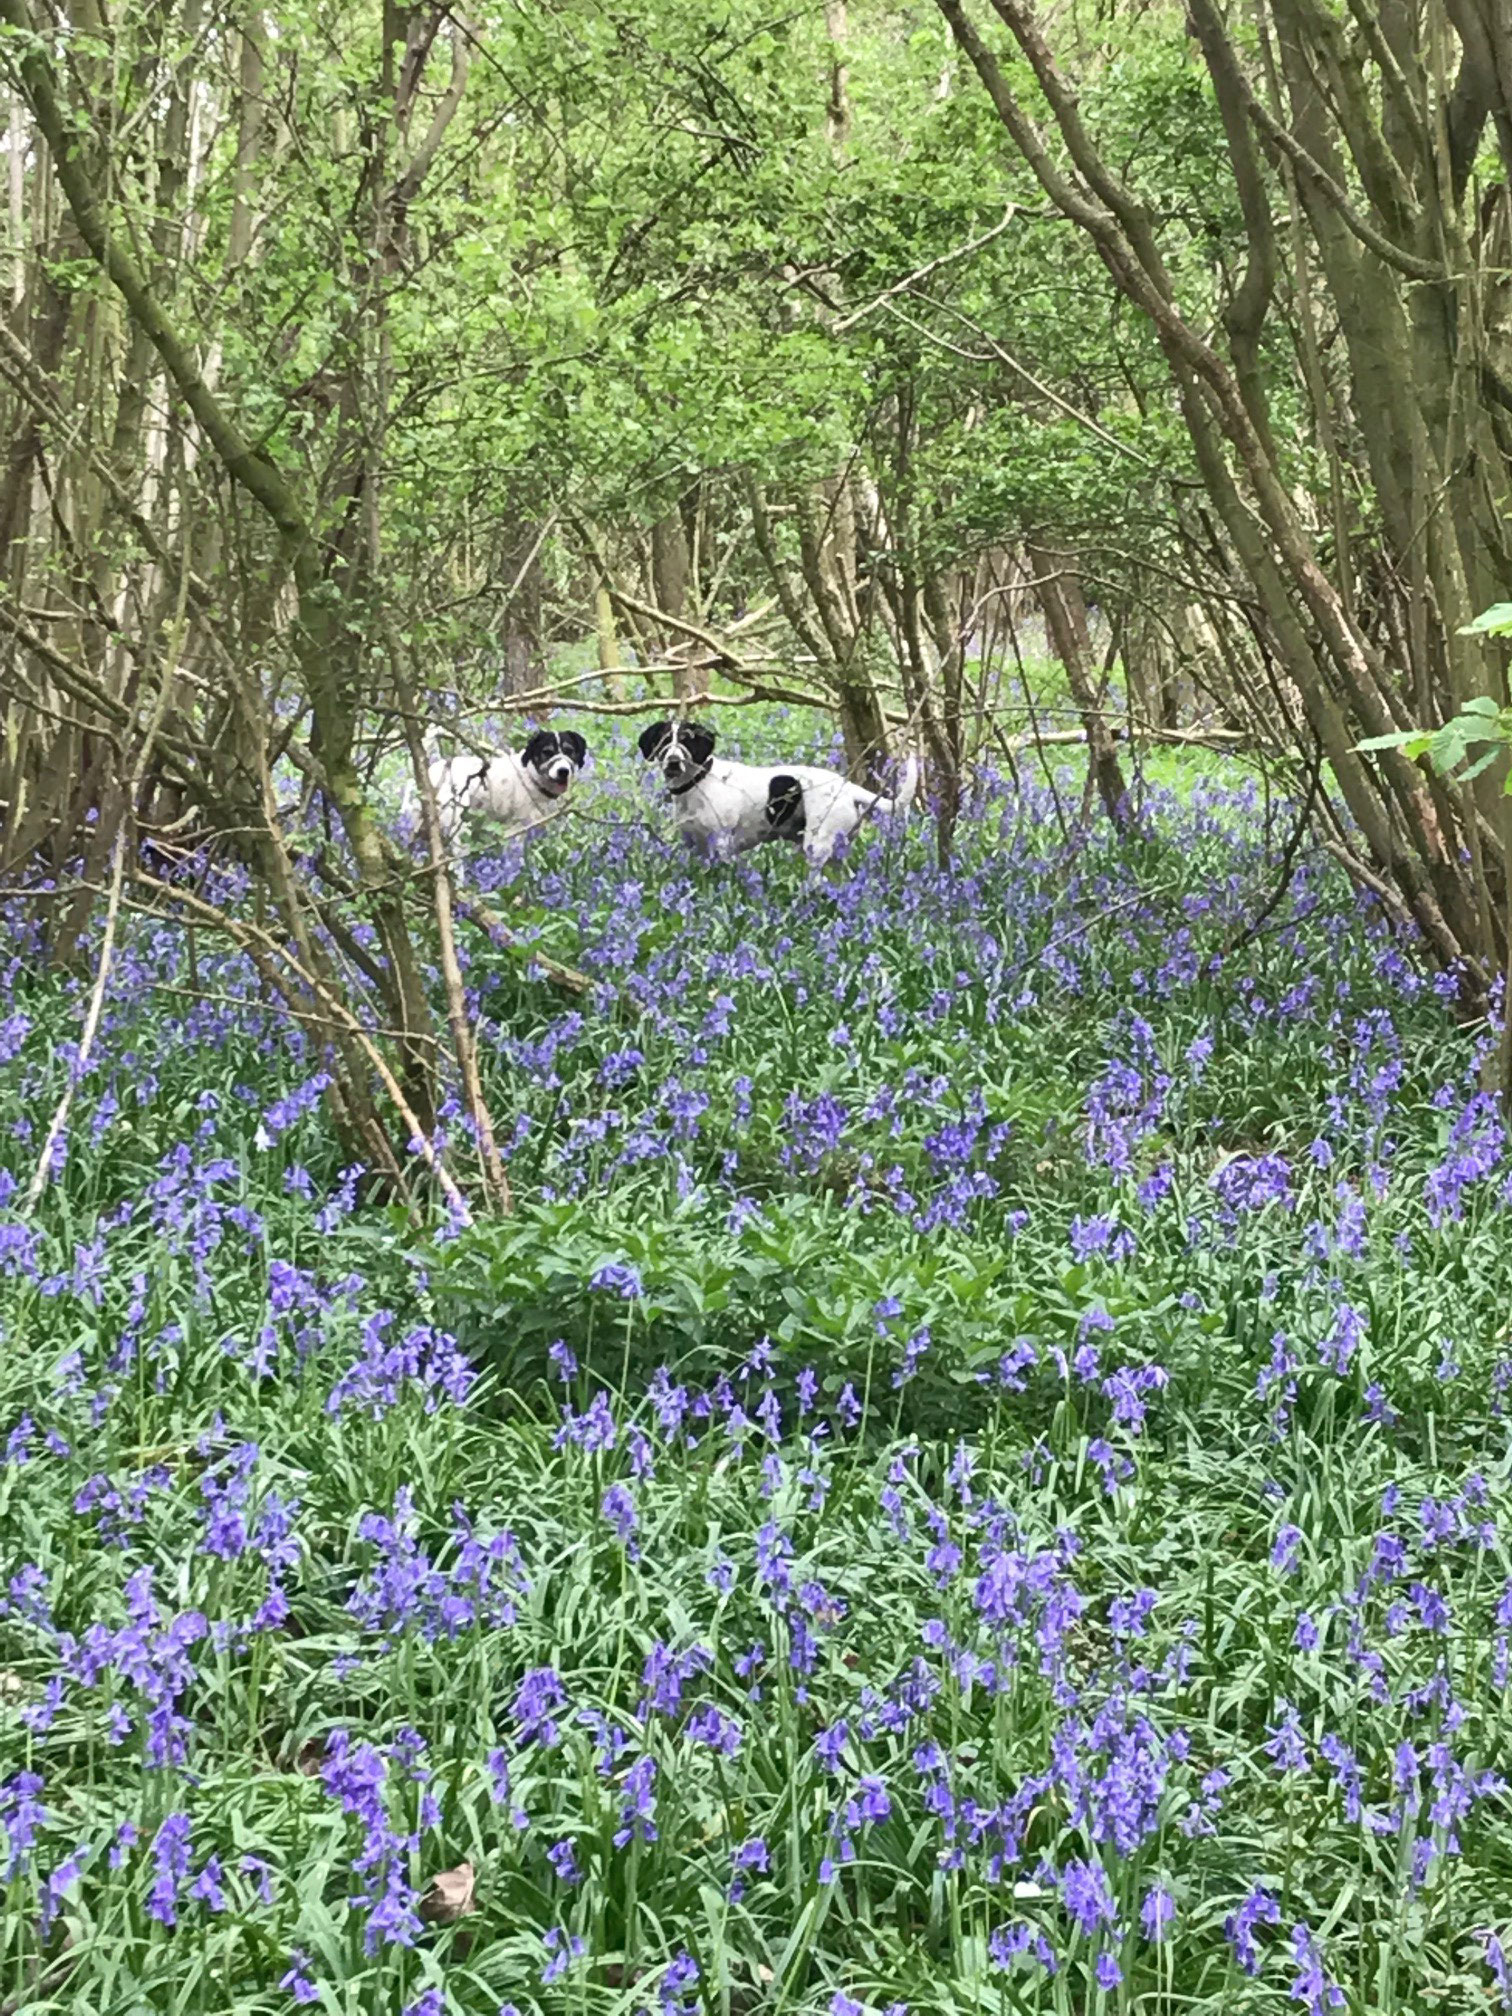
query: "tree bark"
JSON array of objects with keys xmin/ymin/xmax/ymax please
[{"xmin": 1027, "ymin": 541, "xmax": 1130, "ymax": 830}]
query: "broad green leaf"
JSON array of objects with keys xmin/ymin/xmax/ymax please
[
  {"xmin": 1355, "ymin": 730, "xmax": 1424, "ymax": 753},
  {"xmin": 1457, "ymin": 746, "xmax": 1503, "ymax": 783},
  {"xmin": 1460, "ymin": 603, "xmax": 1512, "ymax": 635}
]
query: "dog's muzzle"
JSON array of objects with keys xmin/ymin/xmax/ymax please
[{"xmin": 541, "ymin": 761, "xmax": 574, "ymax": 796}]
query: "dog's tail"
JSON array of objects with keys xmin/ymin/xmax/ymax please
[{"xmin": 871, "ymin": 752, "xmax": 919, "ymax": 818}]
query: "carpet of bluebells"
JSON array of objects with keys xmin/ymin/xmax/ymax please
[{"xmin": 4, "ymin": 719, "xmax": 1512, "ymax": 2016}]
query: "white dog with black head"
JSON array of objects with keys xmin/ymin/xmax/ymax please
[
  {"xmin": 638, "ymin": 719, "xmax": 918, "ymax": 867},
  {"xmin": 406, "ymin": 728, "xmax": 588, "ymax": 851}
]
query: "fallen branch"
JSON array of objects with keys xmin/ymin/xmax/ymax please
[{"xmin": 450, "ymin": 893, "xmax": 595, "ymax": 997}]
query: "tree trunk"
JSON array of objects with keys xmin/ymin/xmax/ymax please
[
  {"xmin": 1027, "ymin": 540, "xmax": 1130, "ymax": 830},
  {"xmin": 499, "ymin": 524, "xmax": 544, "ymax": 703},
  {"xmin": 936, "ymin": 0, "xmax": 1501, "ymax": 992},
  {"xmin": 652, "ymin": 504, "xmax": 705, "ymax": 701}
]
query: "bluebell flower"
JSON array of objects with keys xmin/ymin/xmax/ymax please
[
  {"xmin": 1482, "ymin": 1930, "xmax": 1512, "ymax": 2012},
  {"xmin": 279, "ymin": 1951, "xmax": 320, "ymax": 2005},
  {"xmin": 814, "ymin": 1720, "xmax": 849, "ymax": 1772},
  {"xmin": 1141, "ymin": 1884, "xmax": 1175, "ymax": 1941},
  {"xmin": 1265, "ymin": 1702, "xmax": 1310, "ymax": 1773},
  {"xmin": 601, "ymin": 1481, "xmax": 638, "ymax": 1548},
  {"xmin": 1288, "ymin": 1922, "xmax": 1345, "ymax": 2012},
  {"xmin": 659, "ymin": 1951, "xmax": 700, "ymax": 2016},
  {"xmin": 1225, "ymin": 1884, "xmax": 1280, "ymax": 1974},
  {"xmin": 540, "ymin": 1926, "xmax": 586, "ymax": 1983},
  {"xmin": 614, "ymin": 1755, "xmax": 658, "ymax": 1846},
  {"xmin": 147, "ymin": 1812, "xmax": 192, "ymax": 1927},
  {"xmin": 590, "ymin": 1260, "xmax": 643, "ymax": 1297},
  {"xmin": 513, "ymin": 1668, "xmax": 569, "ymax": 1747},
  {"xmin": 686, "ymin": 1704, "xmax": 742, "ymax": 1755},
  {"xmin": 1059, "ymin": 1857, "xmax": 1117, "ymax": 1936},
  {"xmin": 730, "ymin": 1834, "xmax": 769, "ymax": 1900}
]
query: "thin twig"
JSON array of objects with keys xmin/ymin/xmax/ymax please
[
  {"xmin": 24, "ymin": 831, "xmax": 127, "ymax": 1213},
  {"xmin": 832, "ymin": 204, "xmax": 1020, "ymax": 332},
  {"xmin": 396, "ymin": 657, "xmax": 513, "ymax": 1213},
  {"xmin": 131, "ymin": 865, "xmax": 473, "ymax": 1222},
  {"xmin": 1221, "ymin": 736, "xmax": 1325, "ymax": 958}
]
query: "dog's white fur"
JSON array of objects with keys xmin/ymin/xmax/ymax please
[
  {"xmin": 639, "ymin": 720, "xmax": 918, "ymax": 867},
  {"xmin": 403, "ymin": 729, "xmax": 586, "ymax": 848}
]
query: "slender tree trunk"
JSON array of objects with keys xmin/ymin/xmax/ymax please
[
  {"xmin": 1027, "ymin": 540, "xmax": 1130, "ymax": 830},
  {"xmin": 652, "ymin": 504, "xmax": 705, "ymax": 701}
]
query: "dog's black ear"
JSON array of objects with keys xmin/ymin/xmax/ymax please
[
  {"xmin": 683, "ymin": 722, "xmax": 717, "ymax": 765},
  {"xmin": 521, "ymin": 730, "xmax": 555, "ymax": 769},
  {"xmin": 559, "ymin": 730, "xmax": 587, "ymax": 767},
  {"xmin": 638, "ymin": 721, "xmax": 673, "ymax": 760}
]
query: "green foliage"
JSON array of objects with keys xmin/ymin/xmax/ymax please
[
  {"xmin": 1355, "ymin": 604, "xmax": 1512, "ymax": 788},
  {"xmin": 4, "ymin": 750, "xmax": 1512, "ymax": 2012}
]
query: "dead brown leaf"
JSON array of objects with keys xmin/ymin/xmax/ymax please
[
  {"xmin": 292, "ymin": 1736, "xmax": 327, "ymax": 1777},
  {"xmin": 418, "ymin": 1860, "xmax": 477, "ymax": 1925}
]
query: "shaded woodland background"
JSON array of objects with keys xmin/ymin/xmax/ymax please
[{"xmin": 7, "ymin": 0, "xmax": 1512, "ymax": 1185}]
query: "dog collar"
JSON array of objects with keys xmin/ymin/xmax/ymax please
[{"xmin": 667, "ymin": 762, "xmax": 712, "ymax": 799}]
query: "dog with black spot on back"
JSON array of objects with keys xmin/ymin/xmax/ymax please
[
  {"xmin": 405, "ymin": 727, "xmax": 589, "ymax": 851},
  {"xmin": 638, "ymin": 719, "xmax": 918, "ymax": 867}
]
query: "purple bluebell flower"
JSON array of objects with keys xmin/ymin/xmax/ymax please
[
  {"xmin": 0, "ymin": 1771, "xmax": 45, "ymax": 1880},
  {"xmin": 602, "ymin": 1481, "xmax": 638, "ymax": 1547},
  {"xmin": 590, "ymin": 1260, "xmax": 642, "ymax": 1298},
  {"xmin": 730, "ymin": 1834, "xmax": 769, "ymax": 1900},
  {"xmin": 1271, "ymin": 1523, "xmax": 1303, "ymax": 1574},
  {"xmin": 147, "ymin": 1812, "xmax": 193, "ymax": 1927},
  {"xmin": 614, "ymin": 1755, "xmax": 658, "ymax": 1846},
  {"xmin": 1225, "ymin": 1884, "xmax": 1280, "ymax": 1974},
  {"xmin": 1212, "ymin": 1152, "xmax": 1292, "ymax": 1214},
  {"xmin": 1482, "ymin": 1930, "xmax": 1512, "ymax": 2012},
  {"xmin": 1060, "ymin": 1857, "xmax": 1117, "ymax": 1936},
  {"xmin": 686, "ymin": 1703, "xmax": 743, "ymax": 1755},
  {"xmin": 241, "ymin": 1854, "xmax": 275, "ymax": 1906},
  {"xmin": 1265, "ymin": 1702, "xmax": 1310, "ymax": 1774},
  {"xmin": 1320, "ymin": 1302, "xmax": 1364, "ymax": 1375},
  {"xmin": 540, "ymin": 1926, "xmax": 586, "ymax": 1982},
  {"xmin": 659, "ymin": 1951, "xmax": 700, "ymax": 2016},
  {"xmin": 513, "ymin": 1668, "xmax": 569, "ymax": 1746},
  {"xmin": 1288, "ymin": 1922, "xmax": 1345, "ymax": 2012},
  {"xmin": 1141, "ymin": 1884, "xmax": 1175, "ymax": 1941},
  {"xmin": 38, "ymin": 1845, "xmax": 85, "ymax": 1938},
  {"xmin": 279, "ymin": 1951, "xmax": 320, "ymax": 2005}
]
